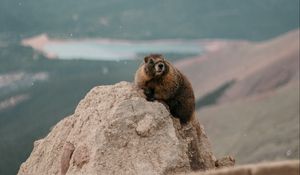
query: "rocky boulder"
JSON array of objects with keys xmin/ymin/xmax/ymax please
[{"xmin": 18, "ymin": 82, "xmax": 231, "ymax": 175}]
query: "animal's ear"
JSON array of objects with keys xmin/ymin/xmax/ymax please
[{"xmin": 144, "ymin": 56, "xmax": 149, "ymax": 63}]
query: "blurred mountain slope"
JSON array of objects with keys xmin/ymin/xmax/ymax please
[
  {"xmin": 199, "ymin": 82, "xmax": 299, "ymax": 164},
  {"xmin": 176, "ymin": 30, "xmax": 299, "ymax": 101},
  {"xmin": 175, "ymin": 30, "xmax": 299, "ymax": 164}
]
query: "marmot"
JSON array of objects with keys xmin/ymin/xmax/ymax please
[{"xmin": 134, "ymin": 54, "xmax": 195, "ymax": 123}]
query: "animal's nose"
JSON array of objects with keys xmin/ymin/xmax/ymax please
[{"xmin": 158, "ymin": 63, "xmax": 164, "ymax": 69}]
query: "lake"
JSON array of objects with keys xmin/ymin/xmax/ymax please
[{"xmin": 43, "ymin": 40, "xmax": 203, "ymax": 60}]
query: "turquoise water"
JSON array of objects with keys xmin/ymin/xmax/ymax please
[{"xmin": 44, "ymin": 41, "xmax": 202, "ymax": 60}]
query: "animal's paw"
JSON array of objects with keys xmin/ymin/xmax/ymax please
[
  {"xmin": 146, "ymin": 96, "xmax": 155, "ymax": 101},
  {"xmin": 157, "ymin": 100, "xmax": 170, "ymax": 111},
  {"xmin": 144, "ymin": 88, "xmax": 155, "ymax": 101}
]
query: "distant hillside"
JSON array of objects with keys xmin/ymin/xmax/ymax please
[
  {"xmin": 176, "ymin": 30, "xmax": 299, "ymax": 101},
  {"xmin": 174, "ymin": 30, "xmax": 299, "ymax": 164},
  {"xmin": 200, "ymin": 82, "xmax": 299, "ymax": 164},
  {"xmin": 0, "ymin": 0, "xmax": 299, "ymax": 40}
]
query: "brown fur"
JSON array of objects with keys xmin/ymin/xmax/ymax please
[{"xmin": 134, "ymin": 54, "xmax": 195, "ymax": 123}]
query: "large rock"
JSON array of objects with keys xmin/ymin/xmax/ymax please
[{"xmin": 18, "ymin": 82, "xmax": 222, "ymax": 175}]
